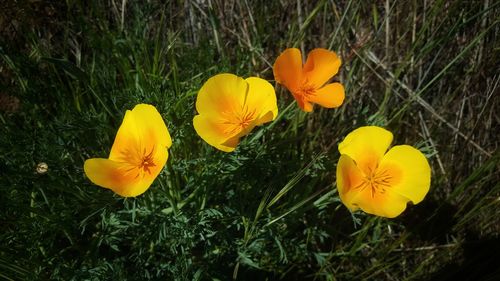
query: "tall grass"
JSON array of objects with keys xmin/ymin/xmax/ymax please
[{"xmin": 0, "ymin": 0, "xmax": 498, "ymax": 280}]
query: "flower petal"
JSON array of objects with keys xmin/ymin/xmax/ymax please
[
  {"xmin": 308, "ymin": 82, "xmax": 344, "ymax": 109},
  {"xmin": 303, "ymin": 48, "xmax": 341, "ymax": 88},
  {"xmin": 244, "ymin": 77, "xmax": 278, "ymax": 125},
  {"xmin": 193, "ymin": 115, "xmax": 238, "ymax": 152},
  {"xmin": 273, "ymin": 48, "xmax": 303, "ymax": 91},
  {"xmin": 336, "ymin": 154, "xmax": 411, "ymax": 218},
  {"xmin": 109, "ymin": 104, "xmax": 171, "ymax": 162},
  {"xmin": 221, "ymin": 135, "xmax": 241, "ymax": 149},
  {"xmin": 350, "ymin": 187, "xmax": 410, "ymax": 218},
  {"xmin": 379, "ymin": 145, "xmax": 431, "ymax": 204},
  {"xmin": 108, "ymin": 110, "xmax": 140, "ymax": 162},
  {"xmin": 144, "ymin": 145, "xmax": 169, "ymax": 187},
  {"xmin": 130, "ymin": 104, "xmax": 172, "ymax": 148},
  {"xmin": 195, "ymin": 73, "xmax": 248, "ymax": 117},
  {"xmin": 300, "ymin": 100, "xmax": 314, "ymax": 112},
  {"xmin": 336, "ymin": 154, "xmax": 365, "ymax": 211},
  {"xmin": 338, "ymin": 126, "xmax": 393, "ymax": 175},
  {"xmin": 84, "ymin": 158, "xmax": 152, "ymax": 197}
]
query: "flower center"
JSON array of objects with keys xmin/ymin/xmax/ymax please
[
  {"xmin": 294, "ymin": 83, "xmax": 317, "ymax": 107},
  {"xmin": 139, "ymin": 147, "xmax": 156, "ymax": 174},
  {"xmin": 355, "ymin": 167, "xmax": 393, "ymax": 198},
  {"xmin": 298, "ymin": 84, "xmax": 316, "ymax": 98},
  {"xmin": 222, "ymin": 105, "xmax": 256, "ymax": 136}
]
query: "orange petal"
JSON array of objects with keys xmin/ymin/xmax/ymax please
[
  {"xmin": 299, "ymin": 99, "xmax": 314, "ymax": 112},
  {"xmin": 308, "ymin": 82, "xmax": 345, "ymax": 109},
  {"xmin": 292, "ymin": 93, "xmax": 313, "ymax": 112},
  {"xmin": 303, "ymin": 48, "xmax": 341, "ymax": 88},
  {"xmin": 84, "ymin": 158, "xmax": 153, "ymax": 197},
  {"xmin": 273, "ymin": 48, "xmax": 303, "ymax": 91},
  {"xmin": 338, "ymin": 126, "xmax": 393, "ymax": 175}
]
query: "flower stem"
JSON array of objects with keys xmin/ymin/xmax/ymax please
[{"xmin": 159, "ymin": 180, "xmax": 178, "ymax": 215}]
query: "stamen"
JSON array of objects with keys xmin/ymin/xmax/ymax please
[
  {"xmin": 221, "ymin": 105, "xmax": 256, "ymax": 135},
  {"xmin": 296, "ymin": 80, "xmax": 317, "ymax": 104},
  {"xmin": 139, "ymin": 146, "xmax": 156, "ymax": 174},
  {"xmin": 361, "ymin": 168, "xmax": 393, "ymax": 198},
  {"xmin": 300, "ymin": 85, "xmax": 316, "ymax": 97}
]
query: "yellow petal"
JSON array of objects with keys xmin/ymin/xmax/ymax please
[
  {"xmin": 378, "ymin": 145, "xmax": 431, "ymax": 204},
  {"xmin": 195, "ymin": 73, "xmax": 248, "ymax": 118},
  {"xmin": 120, "ymin": 147, "xmax": 168, "ymax": 197},
  {"xmin": 350, "ymin": 186, "xmax": 409, "ymax": 218},
  {"xmin": 336, "ymin": 154, "xmax": 411, "ymax": 218},
  {"xmin": 221, "ymin": 135, "xmax": 241, "ymax": 150},
  {"xmin": 143, "ymin": 145, "xmax": 169, "ymax": 188},
  {"xmin": 273, "ymin": 48, "xmax": 303, "ymax": 91},
  {"xmin": 338, "ymin": 126, "xmax": 393, "ymax": 175},
  {"xmin": 303, "ymin": 48, "xmax": 341, "ymax": 88},
  {"xmin": 86, "ymin": 104, "xmax": 169, "ymax": 197},
  {"xmin": 244, "ymin": 77, "xmax": 278, "ymax": 125},
  {"xmin": 336, "ymin": 154, "xmax": 365, "ymax": 211},
  {"xmin": 108, "ymin": 110, "xmax": 139, "ymax": 162},
  {"xmin": 109, "ymin": 104, "xmax": 171, "ymax": 162},
  {"xmin": 130, "ymin": 104, "xmax": 172, "ymax": 148},
  {"xmin": 193, "ymin": 115, "xmax": 237, "ymax": 152},
  {"xmin": 84, "ymin": 158, "xmax": 152, "ymax": 197},
  {"xmin": 308, "ymin": 82, "xmax": 345, "ymax": 109}
]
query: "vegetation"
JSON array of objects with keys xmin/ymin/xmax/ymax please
[{"xmin": 1, "ymin": 0, "xmax": 498, "ymax": 280}]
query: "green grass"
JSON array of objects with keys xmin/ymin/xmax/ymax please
[{"xmin": 1, "ymin": 0, "xmax": 499, "ymax": 280}]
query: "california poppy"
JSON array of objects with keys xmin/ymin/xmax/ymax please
[
  {"xmin": 84, "ymin": 104, "xmax": 172, "ymax": 197},
  {"xmin": 273, "ymin": 48, "xmax": 345, "ymax": 112},
  {"xmin": 193, "ymin": 73, "xmax": 278, "ymax": 152},
  {"xmin": 336, "ymin": 126, "xmax": 431, "ymax": 218}
]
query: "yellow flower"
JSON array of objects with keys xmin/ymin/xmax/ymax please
[
  {"xmin": 193, "ymin": 73, "xmax": 278, "ymax": 152},
  {"xmin": 84, "ymin": 104, "xmax": 172, "ymax": 197},
  {"xmin": 273, "ymin": 48, "xmax": 345, "ymax": 112},
  {"xmin": 336, "ymin": 126, "xmax": 431, "ymax": 218}
]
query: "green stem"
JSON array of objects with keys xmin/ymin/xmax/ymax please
[{"xmin": 159, "ymin": 180, "xmax": 178, "ymax": 215}]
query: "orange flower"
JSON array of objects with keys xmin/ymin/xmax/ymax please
[
  {"xmin": 193, "ymin": 73, "xmax": 278, "ymax": 152},
  {"xmin": 336, "ymin": 126, "xmax": 431, "ymax": 218},
  {"xmin": 273, "ymin": 48, "xmax": 345, "ymax": 112},
  {"xmin": 84, "ymin": 104, "xmax": 172, "ymax": 197}
]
